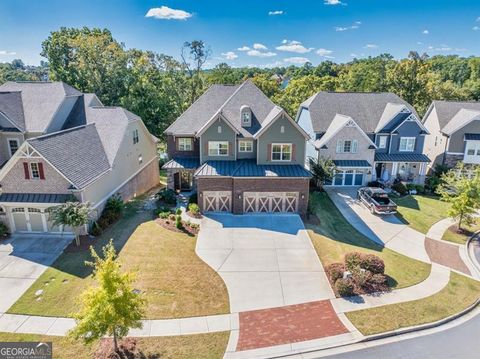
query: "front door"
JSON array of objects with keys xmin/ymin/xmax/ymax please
[{"xmin": 180, "ymin": 171, "xmax": 193, "ymax": 191}]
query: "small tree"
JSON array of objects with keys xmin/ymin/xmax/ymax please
[
  {"xmin": 69, "ymin": 241, "xmax": 145, "ymax": 353},
  {"xmin": 49, "ymin": 201, "xmax": 91, "ymax": 246},
  {"xmin": 309, "ymin": 157, "xmax": 336, "ymax": 189},
  {"xmin": 437, "ymin": 164, "xmax": 480, "ymax": 231}
]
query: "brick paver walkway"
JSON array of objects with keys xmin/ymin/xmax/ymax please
[
  {"xmin": 236, "ymin": 300, "xmax": 348, "ymax": 351},
  {"xmin": 425, "ymin": 237, "xmax": 471, "ymax": 275}
]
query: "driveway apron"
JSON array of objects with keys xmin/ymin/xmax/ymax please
[{"xmin": 196, "ymin": 214, "xmax": 335, "ymax": 313}]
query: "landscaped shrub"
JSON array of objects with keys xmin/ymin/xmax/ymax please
[
  {"xmin": 188, "ymin": 203, "xmax": 200, "ymax": 215},
  {"xmin": 0, "ymin": 222, "xmax": 9, "ymax": 237},
  {"xmin": 344, "ymin": 252, "xmax": 363, "ymax": 271},
  {"xmin": 158, "ymin": 188, "xmax": 176, "ymax": 205},
  {"xmin": 367, "ymin": 181, "xmax": 384, "ymax": 188},
  {"xmin": 370, "ymin": 273, "xmax": 388, "ymax": 285},
  {"xmin": 415, "ymin": 184, "xmax": 425, "ymax": 194},
  {"xmin": 352, "ymin": 269, "xmax": 372, "ymax": 288},
  {"xmin": 175, "ymin": 214, "xmax": 183, "ymax": 229},
  {"xmin": 189, "ymin": 193, "xmax": 198, "ymax": 204},
  {"xmin": 169, "ymin": 214, "xmax": 176, "ymax": 221},
  {"xmin": 90, "ymin": 222, "xmax": 102, "ymax": 237},
  {"xmin": 175, "ymin": 208, "xmax": 182, "ymax": 215},
  {"xmin": 359, "ymin": 254, "xmax": 385, "ymax": 274},
  {"xmin": 391, "ymin": 182, "xmax": 408, "ymax": 195},
  {"xmin": 157, "ymin": 206, "xmax": 172, "ymax": 213},
  {"xmin": 158, "ymin": 211, "xmax": 170, "ymax": 219},
  {"xmin": 326, "ymin": 263, "xmax": 345, "ymax": 283},
  {"xmin": 335, "ymin": 278, "xmax": 355, "ymax": 297}
]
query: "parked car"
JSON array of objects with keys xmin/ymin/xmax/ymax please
[{"xmin": 357, "ymin": 187, "xmax": 397, "ymax": 215}]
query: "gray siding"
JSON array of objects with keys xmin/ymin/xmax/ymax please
[
  {"xmin": 200, "ymin": 117, "xmax": 236, "ymax": 162},
  {"xmin": 237, "ymin": 139, "xmax": 257, "ymax": 159},
  {"xmin": 374, "ymin": 134, "xmax": 391, "ymax": 154},
  {"xmin": 448, "ymin": 120, "xmax": 480, "ymax": 153},
  {"xmin": 257, "ymin": 115, "xmax": 305, "ymax": 165},
  {"xmin": 388, "ymin": 121, "xmax": 425, "ymax": 154}
]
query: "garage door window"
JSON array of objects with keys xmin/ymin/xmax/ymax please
[
  {"xmin": 28, "ymin": 208, "xmax": 41, "ymax": 213},
  {"xmin": 12, "ymin": 208, "xmax": 24, "ymax": 213}
]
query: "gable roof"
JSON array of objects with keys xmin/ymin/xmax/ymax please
[
  {"xmin": 316, "ymin": 114, "xmax": 376, "ymax": 149},
  {"xmin": 27, "ymin": 124, "xmax": 110, "ymax": 188},
  {"xmin": 300, "ymin": 91, "xmax": 418, "ymax": 134},
  {"xmin": 431, "ymin": 100, "xmax": 480, "ymax": 132},
  {"xmin": 0, "ymin": 81, "xmax": 82, "ymax": 133},
  {"xmin": 165, "ymin": 80, "xmax": 279, "ymax": 138},
  {"xmin": 441, "ymin": 108, "xmax": 480, "ymax": 136},
  {"xmin": 0, "ymin": 91, "xmax": 25, "ymax": 130}
]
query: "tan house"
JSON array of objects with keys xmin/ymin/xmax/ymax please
[{"xmin": 0, "ymin": 81, "xmax": 159, "ymax": 234}]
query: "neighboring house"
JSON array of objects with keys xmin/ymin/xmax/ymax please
[
  {"xmin": 422, "ymin": 100, "xmax": 480, "ymax": 170},
  {"xmin": 0, "ymin": 81, "xmax": 159, "ymax": 234},
  {"xmin": 162, "ymin": 80, "xmax": 311, "ymax": 215},
  {"xmin": 297, "ymin": 92, "xmax": 430, "ymax": 186}
]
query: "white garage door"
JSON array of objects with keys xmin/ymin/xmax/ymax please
[
  {"xmin": 203, "ymin": 191, "xmax": 232, "ymax": 212},
  {"xmin": 243, "ymin": 192, "xmax": 298, "ymax": 213},
  {"xmin": 11, "ymin": 207, "xmax": 46, "ymax": 233}
]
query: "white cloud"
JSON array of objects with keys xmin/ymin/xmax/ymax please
[
  {"xmin": 284, "ymin": 57, "xmax": 310, "ymax": 64},
  {"xmin": 334, "ymin": 21, "xmax": 360, "ymax": 31},
  {"xmin": 422, "ymin": 30, "xmax": 429, "ymax": 34},
  {"xmin": 253, "ymin": 43, "xmax": 268, "ymax": 50},
  {"xmin": 324, "ymin": 0, "xmax": 346, "ymax": 5},
  {"xmin": 221, "ymin": 51, "xmax": 238, "ymax": 60},
  {"xmin": 276, "ymin": 40, "xmax": 313, "ymax": 53},
  {"xmin": 364, "ymin": 44, "xmax": 378, "ymax": 49},
  {"xmin": 316, "ymin": 48, "xmax": 333, "ymax": 57},
  {"xmin": 145, "ymin": 6, "xmax": 192, "ymax": 20},
  {"xmin": 473, "ymin": 26, "xmax": 480, "ymax": 31},
  {"xmin": 268, "ymin": 10, "xmax": 284, "ymax": 15},
  {"xmin": 0, "ymin": 50, "xmax": 16, "ymax": 56},
  {"xmin": 247, "ymin": 50, "xmax": 277, "ymax": 57},
  {"xmin": 427, "ymin": 44, "xmax": 466, "ymax": 52},
  {"xmin": 476, "ymin": 17, "xmax": 480, "ymax": 22},
  {"xmin": 237, "ymin": 46, "xmax": 250, "ymax": 51},
  {"xmin": 417, "ymin": 41, "xmax": 423, "ymax": 45}
]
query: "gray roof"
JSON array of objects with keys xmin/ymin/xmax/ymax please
[
  {"xmin": 0, "ymin": 81, "xmax": 82, "ymax": 133},
  {"xmin": 28, "ymin": 124, "xmax": 111, "ymax": 188},
  {"xmin": 0, "ymin": 91, "xmax": 25, "ymax": 130},
  {"xmin": 162, "ymin": 157, "xmax": 199, "ymax": 169},
  {"xmin": 374, "ymin": 153, "xmax": 430, "ymax": 162},
  {"xmin": 432, "ymin": 100, "xmax": 480, "ymax": 132},
  {"xmin": 301, "ymin": 92, "xmax": 418, "ymax": 134},
  {"xmin": 194, "ymin": 159, "xmax": 311, "ymax": 177},
  {"xmin": 165, "ymin": 80, "xmax": 279, "ymax": 138},
  {"xmin": 0, "ymin": 193, "xmax": 72, "ymax": 204},
  {"xmin": 333, "ymin": 160, "xmax": 372, "ymax": 167}
]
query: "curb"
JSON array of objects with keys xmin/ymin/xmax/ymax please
[
  {"xmin": 466, "ymin": 231, "xmax": 480, "ymax": 274},
  {"xmin": 360, "ymin": 297, "xmax": 480, "ymax": 343}
]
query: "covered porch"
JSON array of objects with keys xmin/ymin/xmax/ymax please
[
  {"xmin": 162, "ymin": 157, "xmax": 199, "ymax": 192},
  {"xmin": 373, "ymin": 153, "xmax": 430, "ymax": 185}
]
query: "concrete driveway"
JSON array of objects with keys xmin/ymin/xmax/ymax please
[
  {"xmin": 0, "ymin": 235, "xmax": 73, "ymax": 312},
  {"xmin": 196, "ymin": 214, "xmax": 334, "ymax": 313},
  {"xmin": 325, "ymin": 187, "xmax": 430, "ymax": 263}
]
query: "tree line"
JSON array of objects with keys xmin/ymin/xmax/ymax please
[{"xmin": 2, "ymin": 27, "xmax": 480, "ymax": 140}]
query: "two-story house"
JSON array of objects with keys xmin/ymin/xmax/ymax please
[
  {"xmin": 297, "ymin": 92, "xmax": 430, "ymax": 186},
  {"xmin": 163, "ymin": 80, "xmax": 311, "ymax": 215},
  {"xmin": 0, "ymin": 81, "xmax": 159, "ymax": 234},
  {"xmin": 422, "ymin": 100, "xmax": 480, "ymax": 171}
]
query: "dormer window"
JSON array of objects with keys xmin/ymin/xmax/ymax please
[{"xmin": 240, "ymin": 105, "xmax": 252, "ymax": 127}]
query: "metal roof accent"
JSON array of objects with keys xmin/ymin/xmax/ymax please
[
  {"xmin": 374, "ymin": 153, "xmax": 430, "ymax": 162},
  {"xmin": 194, "ymin": 159, "xmax": 311, "ymax": 178},
  {"xmin": 465, "ymin": 133, "xmax": 480, "ymax": 141},
  {"xmin": 333, "ymin": 160, "xmax": 372, "ymax": 168},
  {"xmin": 162, "ymin": 157, "xmax": 200, "ymax": 170},
  {"xmin": 0, "ymin": 193, "xmax": 73, "ymax": 204}
]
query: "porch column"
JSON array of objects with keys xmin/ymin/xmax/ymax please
[
  {"xmin": 419, "ymin": 163, "xmax": 427, "ymax": 176},
  {"xmin": 391, "ymin": 162, "xmax": 398, "ymax": 176}
]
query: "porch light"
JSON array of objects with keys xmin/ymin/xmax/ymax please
[
  {"xmin": 199, "ymin": 193, "xmax": 203, "ymax": 197},
  {"xmin": 238, "ymin": 194, "xmax": 242, "ymax": 199},
  {"xmin": 301, "ymin": 194, "xmax": 305, "ymax": 199}
]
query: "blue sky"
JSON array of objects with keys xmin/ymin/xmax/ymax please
[{"xmin": 1, "ymin": 0, "xmax": 480, "ymax": 67}]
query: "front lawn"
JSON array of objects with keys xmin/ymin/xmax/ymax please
[
  {"xmin": 394, "ymin": 195, "xmax": 451, "ymax": 234},
  {"xmin": 307, "ymin": 192, "xmax": 431, "ymax": 290},
  {"xmin": 8, "ymin": 201, "xmax": 229, "ymax": 319},
  {"xmin": 442, "ymin": 221, "xmax": 480, "ymax": 245},
  {"xmin": 346, "ymin": 272, "xmax": 480, "ymax": 335},
  {"xmin": 0, "ymin": 332, "xmax": 229, "ymax": 359}
]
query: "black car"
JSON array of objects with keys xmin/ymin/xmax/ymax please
[{"xmin": 357, "ymin": 187, "xmax": 397, "ymax": 215}]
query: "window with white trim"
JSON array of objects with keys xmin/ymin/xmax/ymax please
[
  {"xmin": 133, "ymin": 129, "xmax": 139, "ymax": 144},
  {"xmin": 399, "ymin": 137, "xmax": 416, "ymax": 152},
  {"xmin": 239, "ymin": 140, "xmax": 253, "ymax": 152},
  {"xmin": 178, "ymin": 138, "xmax": 192, "ymax": 151},
  {"xmin": 208, "ymin": 141, "xmax": 229, "ymax": 156},
  {"xmin": 378, "ymin": 136, "xmax": 387, "ymax": 149},
  {"xmin": 271, "ymin": 143, "xmax": 292, "ymax": 161},
  {"xmin": 8, "ymin": 139, "xmax": 19, "ymax": 156},
  {"xmin": 30, "ymin": 162, "xmax": 40, "ymax": 179},
  {"xmin": 336, "ymin": 140, "xmax": 358, "ymax": 153}
]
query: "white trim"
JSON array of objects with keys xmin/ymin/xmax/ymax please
[
  {"xmin": 378, "ymin": 135, "xmax": 388, "ymax": 149},
  {"xmin": 177, "ymin": 137, "xmax": 193, "ymax": 151},
  {"xmin": 238, "ymin": 140, "xmax": 253, "ymax": 152},
  {"xmin": 271, "ymin": 143, "xmax": 292, "ymax": 162},
  {"xmin": 446, "ymin": 152, "xmax": 465, "ymax": 155},
  {"xmin": 196, "ymin": 113, "xmax": 240, "ymax": 137},
  {"xmin": 208, "ymin": 141, "xmax": 229, "ymax": 156},
  {"xmin": 6, "ymin": 138, "xmax": 20, "ymax": 157},
  {"xmin": 390, "ymin": 113, "xmax": 429, "ymax": 134},
  {"xmin": 317, "ymin": 114, "xmax": 376, "ymax": 149},
  {"xmin": 398, "ymin": 137, "xmax": 416, "ymax": 152},
  {"xmin": 254, "ymin": 110, "xmax": 310, "ymax": 140}
]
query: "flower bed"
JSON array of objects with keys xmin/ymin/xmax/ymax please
[{"xmin": 155, "ymin": 214, "xmax": 199, "ymax": 236}]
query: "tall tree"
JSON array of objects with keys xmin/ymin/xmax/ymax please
[
  {"xmin": 49, "ymin": 201, "xmax": 91, "ymax": 246},
  {"xmin": 181, "ymin": 40, "xmax": 210, "ymax": 104},
  {"xmin": 251, "ymin": 73, "xmax": 281, "ymax": 98},
  {"xmin": 207, "ymin": 63, "xmax": 242, "ymax": 85},
  {"xmin": 69, "ymin": 241, "xmax": 145, "ymax": 353}
]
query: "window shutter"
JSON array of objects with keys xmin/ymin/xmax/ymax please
[
  {"xmin": 23, "ymin": 162, "xmax": 30, "ymax": 179},
  {"xmin": 204, "ymin": 142, "xmax": 208, "ymax": 156},
  {"xmin": 268, "ymin": 144, "xmax": 272, "ymax": 161},
  {"xmin": 38, "ymin": 162, "xmax": 45, "ymax": 180},
  {"xmin": 352, "ymin": 140, "xmax": 358, "ymax": 153},
  {"xmin": 229, "ymin": 141, "xmax": 233, "ymax": 156},
  {"xmin": 291, "ymin": 144, "xmax": 296, "ymax": 162},
  {"xmin": 336, "ymin": 140, "xmax": 343, "ymax": 153}
]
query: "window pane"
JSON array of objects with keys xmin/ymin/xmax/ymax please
[{"xmin": 343, "ymin": 141, "xmax": 351, "ymax": 153}]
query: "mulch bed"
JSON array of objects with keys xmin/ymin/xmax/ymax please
[
  {"xmin": 64, "ymin": 235, "xmax": 98, "ymax": 252},
  {"xmin": 155, "ymin": 218, "xmax": 199, "ymax": 236},
  {"xmin": 186, "ymin": 211, "xmax": 203, "ymax": 219},
  {"xmin": 447, "ymin": 224, "xmax": 476, "ymax": 239},
  {"xmin": 95, "ymin": 338, "xmax": 140, "ymax": 359}
]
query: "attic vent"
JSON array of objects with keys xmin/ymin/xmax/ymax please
[{"xmin": 240, "ymin": 105, "xmax": 252, "ymax": 127}]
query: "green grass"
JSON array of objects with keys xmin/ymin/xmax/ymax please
[
  {"xmin": 307, "ymin": 192, "xmax": 431, "ymax": 289},
  {"xmin": 8, "ymin": 201, "xmax": 229, "ymax": 319},
  {"xmin": 394, "ymin": 195, "xmax": 451, "ymax": 234},
  {"xmin": 346, "ymin": 272, "xmax": 480, "ymax": 335},
  {"xmin": 0, "ymin": 332, "xmax": 229, "ymax": 359},
  {"xmin": 442, "ymin": 220, "xmax": 480, "ymax": 245}
]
